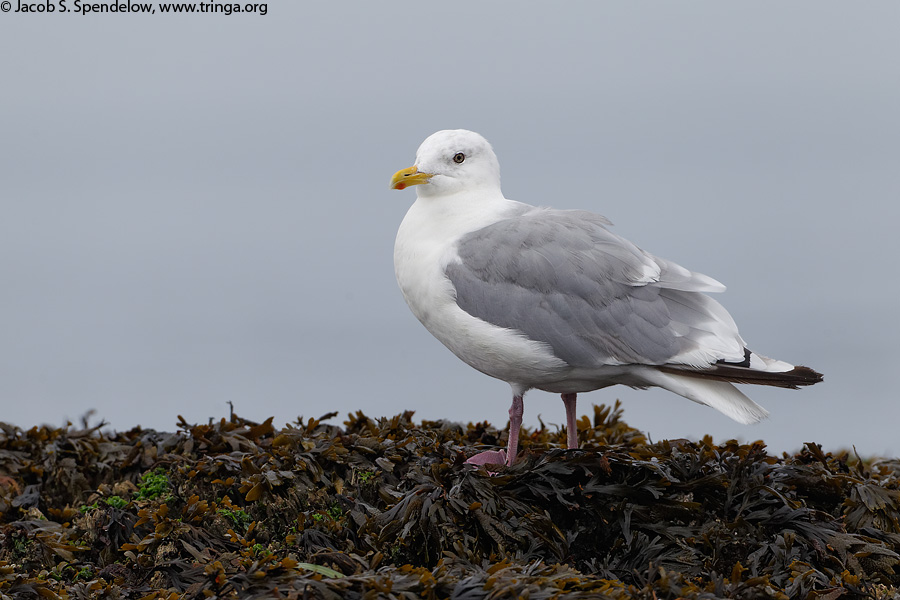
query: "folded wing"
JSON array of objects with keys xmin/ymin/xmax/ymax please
[{"xmin": 445, "ymin": 208, "xmax": 745, "ymax": 370}]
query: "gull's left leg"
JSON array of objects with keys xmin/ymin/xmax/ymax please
[
  {"xmin": 561, "ymin": 393, "xmax": 578, "ymax": 449},
  {"xmin": 466, "ymin": 394, "xmax": 524, "ymax": 467},
  {"xmin": 505, "ymin": 394, "xmax": 524, "ymax": 466}
]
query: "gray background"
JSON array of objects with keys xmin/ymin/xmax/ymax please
[{"xmin": 2, "ymin": 2, "xmax": 898, "ymax": 456}]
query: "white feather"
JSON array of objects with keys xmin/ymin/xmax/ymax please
[{"xmin": 638, "ymin": 369, "xmax": 769, "ymax": 424}]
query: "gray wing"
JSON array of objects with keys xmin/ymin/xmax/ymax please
[{"xmin": 444, "ymin": 208, "xmax": 744, "ymax": 368}]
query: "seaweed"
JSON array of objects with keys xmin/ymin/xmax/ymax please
[{"xmin": 0, "ymin": 402, "xmax": 897, "ymax": 598}]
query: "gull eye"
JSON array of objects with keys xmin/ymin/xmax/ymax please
[{"xmin": 453, "ymin": 152, "xmax": 466, "ymax": 164}]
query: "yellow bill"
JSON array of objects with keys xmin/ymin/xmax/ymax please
[{"xmin": 390, "ymin": 166, "xmax": 433, "ymax": 190}]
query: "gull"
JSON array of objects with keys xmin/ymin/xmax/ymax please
[{"xmin": 390, "ymin": 129, "xmax": 822, "ymax": 467}]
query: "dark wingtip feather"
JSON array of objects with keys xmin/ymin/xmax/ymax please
[
  {"xmin": 789, "ymin": 365, "xmax": 824, "ymax": 386},
  {"xmin": 659, "ymin": 363, "xmax": 823, "ymax": 389}
]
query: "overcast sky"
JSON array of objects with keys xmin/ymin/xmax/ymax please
[{"xmin": 2, "ymin": 2, "xmax": 898, "ymax": 456}]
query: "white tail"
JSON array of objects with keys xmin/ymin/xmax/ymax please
[{"xmin": 640, "ymin": 369, "xmax": 770, "ymax": 424}]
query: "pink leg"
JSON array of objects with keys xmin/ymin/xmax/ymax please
[
  {"xmin": 562, "ymin": 393, "xmax": 578, "ymax": 449},
  {"xmin": 505, "ymin": 395, "xmax": 524, "ymax": 466},
  {"xmin": 465, "ymin": 394, "xmax": 524, "ymax": 468}
]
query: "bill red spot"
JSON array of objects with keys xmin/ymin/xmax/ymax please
[{"xmin": 396, "ymin": 183, "xmax": 406, "ymax": 190}]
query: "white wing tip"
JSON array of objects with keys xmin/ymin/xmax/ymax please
[
  {"xmin": 749, "ymin": 352, "xmax": 794, "ymax": 373},
  {"xmin": 697, "ymin": 274, "xmax": 726, "ymax": 293}
]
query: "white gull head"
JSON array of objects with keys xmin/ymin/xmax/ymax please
[{"xmin": 391, "ymin": 129, "xmax": 502, "ymax": 198}]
